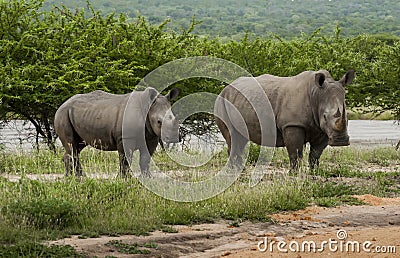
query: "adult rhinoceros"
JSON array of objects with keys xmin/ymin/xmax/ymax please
[
  {"xmin": 54, "ymin": 87, "xmax": 180, "ymax": 177},
  {"xmin": 215, "ymin": 69, "xmax": 355, "ymax": 169}
]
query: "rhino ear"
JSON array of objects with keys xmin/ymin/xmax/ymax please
[
  {"xmin": 315, "ymin": 73, "xmax": 326, "ymax": 88},
  {"xmin": 166, "ymin": 88, "xmax": 180, "ymax": 101},
  {"xmin": 339, "ymin": 69, "xmax": 355, "ymax": 86},
  {"xmin": 145, "ymin": 87, "xmax": 159, "ymax": 101}
]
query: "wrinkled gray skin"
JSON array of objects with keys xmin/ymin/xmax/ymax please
[
  {"xmin": 54, "ymin": 87, "xmax": 180, "ymax": 177},
  {"xmin": 215, "ymin": 70, "xmax": 355, "ymax": 170}
]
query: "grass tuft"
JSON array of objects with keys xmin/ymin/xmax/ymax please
[{"xmin": 0, "ymin": 242, "xmax": 82, "ymax": 257}]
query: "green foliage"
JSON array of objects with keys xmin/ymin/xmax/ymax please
[
  {"xmin": 311, "ymin": 182, "xmax": 355, "ymax": 198},
  {"xmin": 0, "ymin": 175, "xmax": 308, "ymax": 245},
  {"xmin": 0, "ymin": 0, "xmax": 206, "ymax": 147},
  {"xmin": 0, "ymin": 0, "xmax": 399, "ymax": 150},
  {"xmin": 2, "ymin": 197, "xmax": 79, "ymax": 229},
  {"xmin": 0, "ymin": 146, "xmax": 399, "ymax": 249},
  {"xmin": 105, "ymin": 240, "xmax": 157, "ymax": 255},
  {"xmin": 314, "ymin": 196, "xmax": 365, "ymax": 208},
  {"xmin": 0, "ymin": 242, "xmax": 82, "ymax": 258},
  {"xmin": 42, "ymin": 0, "xmax": 400, "ymax": 39},
  {"xmin": 247, "ymin": 142, "xmax": 260, "ymax": 165}
]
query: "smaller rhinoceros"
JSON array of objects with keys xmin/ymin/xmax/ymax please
[
  {"xmin": 54, "ymin": 87, "xmax": 180, "ymax": 177},
  {"xmin": 215, "ymin": 69, "xmax": 355, "ymax": 170}
]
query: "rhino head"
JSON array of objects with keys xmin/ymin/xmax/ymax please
[
  {"xmin": 147, "ymin": 88, "xmax": 181, "ymax": 143},
  {"xmin": 314, "ymin": 70, "xmax": 355, "ymax": 146}
]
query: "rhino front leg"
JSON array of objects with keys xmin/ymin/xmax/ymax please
[
  {"xmin": 139, "ymin": 151, "xmax": 151, "ymax": 177},
  {"xmin": 309, "ymin": 139, "xmax": 328, "ymax": 170},
  {"xmin": 283, "ymin": 127, "xmax": 305, "ymax": 170},
  {"xmin": 139, "ymin": 138, "xmax": 159, "ymax": 177},
  {"xmin": 118, "ymin": 151, "xmax": 130, "ymax": 178}
]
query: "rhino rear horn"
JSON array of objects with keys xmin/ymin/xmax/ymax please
[
  {"xmin": 339, "ymin": 69, "xmax": 355, "ymax": 86},
  {"xmin": 315, "ymin": 73, "xmax": 326, "ymax": 87}
]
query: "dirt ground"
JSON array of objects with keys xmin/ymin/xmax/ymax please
[{"xmin": 45, "ymin": 194, "xmax": 400, "ymax": 257}]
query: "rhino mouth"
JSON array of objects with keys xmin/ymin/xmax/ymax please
[{"xmin": 328, "ymin": 135, "xmax": 350, "ymax": 146}]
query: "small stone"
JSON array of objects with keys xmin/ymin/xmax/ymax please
[
  {"xmin": 272, "ymin": 236, "xmax": 285, "ymax": 242},
  {"xmin": 306, "ymin": 231, "xmax": 317, "ymax": 236},
  {"xmin": 253, "ymin": 231, "xmax": 264, "ymax": 237}
]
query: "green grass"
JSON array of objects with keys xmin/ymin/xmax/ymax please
[
  {"xmin": 314, "ymin": 196, "xmax": 366, "ymax": 207},
  {"xmin": 0, "ymin": 145, "xmax": 399, "ymax": 256},
  {"xmin": 105, "ymin": 240, "xmax": 157, "ymax": 255},
  {"xmin": 0, "ymin": 177, "xmax": 311, "ymax": 244},
  {"xmin": 0, "ymin": 242, "xmax": 82, "ymax": 257},
  {"xmin": 0, "ymin": 147, "xmax": 120, "ymax": 175}
]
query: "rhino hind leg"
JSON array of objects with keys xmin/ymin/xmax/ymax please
[
  {"xmin": 62, "ymin": 141, "xmax": 85, "ymax": 177},
  {"xmin": 227, "ymin": 127, "xmax": 248, "ymax": 169},
  {"xmin": 216, "ymin": 116, "xmax": 248, "ymax": 169},
  {"xmin": 57, "ymin": 119, "xmax": 86, "ymax": 176},
  {"xmin": 215, "ymin": 116, "xmax": 232, "ymax": 154},
  {"xmin": 283, "ymin": 127, "xmax": 305, "ymax": 170}
]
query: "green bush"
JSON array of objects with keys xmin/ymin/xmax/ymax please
[
  {"xmin": 1, "ymin": 0, "xmax": 399, "ymax": 150},
  {"xmin": 2, "ymin": 198, "xmax": 80, "ymax": 229}
]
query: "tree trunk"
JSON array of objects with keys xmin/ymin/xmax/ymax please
[
  {"xmin": 25, "ymin": 115, "xmax": 56, "ymax": 153},
  {"xmin": 42, "ymin": 116, "xmax": 56, "ymax": 154}
]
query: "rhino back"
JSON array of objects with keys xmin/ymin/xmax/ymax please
[
  {"xmin": 219, "ymin": 77, "xmax": 276, "ymax": 145},
  {"xmin": 219, "ymin": 72, "xmax": 316, "ymax": 144},
  {"xmin": 61, "ymin": 91, "xmax": 129, "ymax": 150},
  {"xmin": 256, "ymin": 72, "xmax": 315, "ymax": 130}
]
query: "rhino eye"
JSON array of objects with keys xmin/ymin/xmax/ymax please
[{"xmin": 157, "ymin": 119, "xmax": 162, "ymax": 126}]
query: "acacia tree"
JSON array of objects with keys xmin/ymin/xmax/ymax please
[
  {"xmin": 1, "ymin": 0, "xmax": 399, "ymax": 151},
  {"xmin": 0, "ymin": 0, "xmax": 204, "ymax": 150}
]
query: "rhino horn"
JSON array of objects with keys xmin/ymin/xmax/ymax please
[
  {"xmin": 333, "ymin": 107, "xmax": 341, "ymax": 118},
  {"xmin": 335, "ymin": 103, "xmax": 347, "ymax": 131},
  {"xmin": 342, "ymin": 102, "xmax": 347, "ymax": 126}
]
